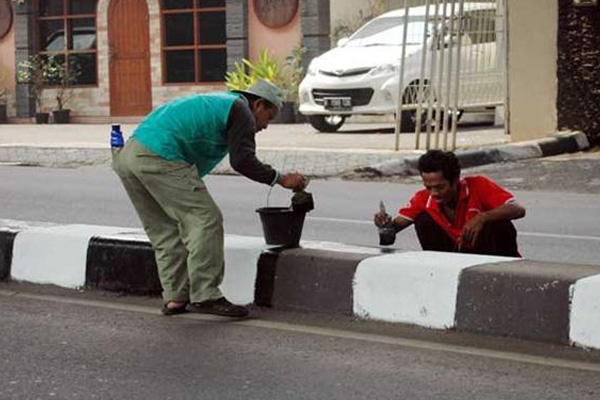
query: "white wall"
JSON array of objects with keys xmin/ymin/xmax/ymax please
[{"xmin": 506, "ymin": 0, "xmax": 558, "ymax": 141}]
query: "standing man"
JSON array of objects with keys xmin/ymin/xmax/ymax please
[
  {"xmin": 374, "ymin": 150, "xmax": 525, "ymax": 256},
  {"xmin": 113, "ymin": 80, "xmax": 308, "ymax": 317}
]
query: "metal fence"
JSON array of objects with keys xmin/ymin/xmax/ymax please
[{"xmin": 393, "ymin": 0, "xmax": 505, "ymax": 151}]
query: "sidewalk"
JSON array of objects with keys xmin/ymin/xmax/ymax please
[{"xmin": 0, "ymin": 121, "xmax": 589, "ymax": 176}]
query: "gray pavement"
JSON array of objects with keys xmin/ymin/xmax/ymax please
[
  {"xmin": 1, "ymin": 284, "xmax": 600, "ymax": 400},
  {"xmin": 2, "ymin": 165, "xmax": 599, "ymax": 265},
  {"xmin": 0, "ymin": 121, "xmax": 508, "ymax": 175}
]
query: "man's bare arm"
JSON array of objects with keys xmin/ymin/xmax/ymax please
[
  {"xmin": 481, "ymin": 201, "xmax": 526, "ymax": 222},
  {"xmin": 461, "ymin": 201, "xmax": 526, "ymax": 246},
  {"xmin": 374, "ymin": 213, "xmax": 413, "ymax": 233}
]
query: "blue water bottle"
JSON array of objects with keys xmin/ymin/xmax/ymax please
[{"xmin": 110, "ymin": 124, "xmax": 124, "ymax": 156}]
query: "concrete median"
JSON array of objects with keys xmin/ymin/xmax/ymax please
[{"xmin": 1, "ymin": 219, "xmax": 599, "ymax": 350}]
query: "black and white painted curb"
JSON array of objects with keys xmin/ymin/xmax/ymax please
[
  {"xmin": 356, "ymin": 131, "xmax": 591, "ymax": 177},
  {"xmin": 1, "ymin": 219, "xmax": 599, "ymax": 350}
]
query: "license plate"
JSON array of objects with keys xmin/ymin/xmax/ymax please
[{"xmin": 323, "ymin": 97, "xmax": 352, "ymax": 110}]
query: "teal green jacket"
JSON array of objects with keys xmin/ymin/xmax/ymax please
[{"xmin": 133, "ymin": 92, "xmax": 239, "ymax": 177}]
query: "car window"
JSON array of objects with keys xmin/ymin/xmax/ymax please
[
  {"xmin": 45, "ymin": 31, "xmax": 65, "ymax": 52},
  {"xmin": 45, "ymin": 29, "xmax": 96, "ymax": 52},
  {"xmin": 73, "ymin": 33, "xmax": 96, "ymax": 50},
  {"xmin": 463, "ymin": 9, "xmax": 496, "ymax": 44},
  {"xmin": 345, "ymin": 16, "xmax": 431, "ymax": 47}
]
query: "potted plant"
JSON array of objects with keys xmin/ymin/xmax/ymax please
[
  {"xmin": 45, "ymin": 55, "xmax": 77, "ymax": 124},
  {"xmin": 225, "ymin": 48, "xmax": 298, "ymax": 123},
  {"xmin": 16, "ymin": 55, "xmax": 51, "ymax": 124}
]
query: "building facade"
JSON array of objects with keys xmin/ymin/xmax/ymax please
[
  {"xmin": 0, "ymin": 0, "xmax": 329, "ymax": 120},
  {"xmin": 1, "ymin": 0, "xmax": 598, "ymax": 143}
]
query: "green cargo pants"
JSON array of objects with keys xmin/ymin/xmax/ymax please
[{"xmin": 112, "ymin": 138, "xmax": 224, "ymax": 303}]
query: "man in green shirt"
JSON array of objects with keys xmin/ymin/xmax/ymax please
[{"xmin": 113, "ymin": 80, "xmax": 307, "ymax": 318}]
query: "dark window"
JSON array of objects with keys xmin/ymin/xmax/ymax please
[
  {"xmin": 198, "ymin": 11, "xmax": 225, "ymax": 45},
  {"xmin": 166, "ymin": 51, "xmax": 195, "ymax": 83},
  {"xmin": 161, "ymin": 0, "xmax": 227, "ymax": 84},
  {"xmin": 69, "ymin": 0, "xmax": 96, "ymax": 15},
  {"xmin": 199, "ymin": 49, "xmax": 226, "ymax": 82},
  {"xmin": 37, "ymin": 0, "xmax": 98, "ymax": 86},
  {"xmin": 198, "ymin": 0, "xmax": 225, "ymax": 8},
  {"xmin": 163, "ymin": 0, "xmax": 193, "ymax": 10},
  {"xmin": 164, "ymin": 13, "xmax": 194, "ymax": 46},
  {"xmin": 69, "ymin": 54, "xmax": 96, "ymax": 85},
  {"xmin": 40, "ymin": 20, "xmax": 65, "ymax": 51},
  {"xmin": 39, "ymin": 0, "xmax": 63, "ymax": 17}
]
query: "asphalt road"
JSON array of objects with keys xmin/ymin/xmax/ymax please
[
  {"xmin": 1, "ymin": 164, "xmax": 599, "ymax": 265},
  {"xmin": 1, "ymin": 287, "xmax": 599, "ymax": 400}
]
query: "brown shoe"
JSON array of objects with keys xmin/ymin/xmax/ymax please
[{"xmin": 187, "ymin": 297, "xmax": 249, "ymax": 318}]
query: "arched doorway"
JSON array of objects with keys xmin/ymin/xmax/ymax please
[{"xmin": 108, "ymin": 0, "xmax": 152, "ymax": 116}]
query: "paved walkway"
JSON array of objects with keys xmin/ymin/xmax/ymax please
[{"xmin": 0, "ymin": 121, "xmax": 507, "ymax": 175}]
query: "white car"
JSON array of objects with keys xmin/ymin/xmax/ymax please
[{"xmin": 299, "ymin": 3, "xmax": 503, "ymax": 132}]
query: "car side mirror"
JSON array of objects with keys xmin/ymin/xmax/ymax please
[{"xmin": 337, "ymin": 37, "xmax": 349, "ymax": 47}]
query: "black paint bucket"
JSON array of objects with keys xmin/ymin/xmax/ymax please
[{"xmin": 256, "ymin": 207, "xmax": 306, "ymax": 247}]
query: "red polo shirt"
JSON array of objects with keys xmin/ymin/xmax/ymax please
[{"xmin": 398, "ymin": 175, "xmax": 516, "ymax": 244}]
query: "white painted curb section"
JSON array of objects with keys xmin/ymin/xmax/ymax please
[
  {"xmin": 221, "ymin": 235, "xmax": 268, "ymax": 305},
  {"xmin": 11, "ymin": 224, "xmax": 130, "ymax": 288},
  {"xmin": 569, "ymin": 274, "xmax": 600, "ymax": 349},
  {"xmin": 353, "ymin": 251, "xmax": 514, "ymax": 329}
]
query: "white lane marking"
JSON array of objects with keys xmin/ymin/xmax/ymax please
[
  {"xmin": 308, "ymin": 216, "xmax": 374, "ymax": 225},
  {"xmin": 519, "ymin": 232, "xmax": 600, "ymax": 242},
  {"xmin": 1, "ymin": 289, "xmax": 599, "ymax": 373},
  {"xmin": 308, "ymin": 217, "xmax": 600, "ymax": 241}
]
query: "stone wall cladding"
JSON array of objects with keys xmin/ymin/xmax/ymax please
[
  {"xmin": 226, "ymin": 0, "xmax": 249, "ymax": 72},
  {"xmin": 557, "ymin": 0, "xmax": 600, "ymax": 143},
  {"xmin": 300, "ymin": 0, "xmax": 331, "ymax": 71},
  {"xmin": 13, "ymin": 1, "xmax": 35, "ymax": 117}
]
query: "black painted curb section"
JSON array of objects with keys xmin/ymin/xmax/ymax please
[
  {"xmin": 86, "ymin": 237, "xmax": 162, "ymax": 295},
  {"xmin": 538, "ymin": 135, "xmax": 579, "ymax": 157},
  {"xmin": 254, "ymin": 249, "xmax": 282, "ymax": 307},
  {"xmin": 455, "ymin": 260, "xmax": 600, "ymax": 343},
  {"xmin": 456, "ymin": 149, "xmax": 502, "ymax": 169},
  {"xmin": 260, "ymin": 248, "xmax": 372, "ymax": 315},
  {"xmin": 0, "ymin": 231, "xmax": 16, "ymax": 281}
]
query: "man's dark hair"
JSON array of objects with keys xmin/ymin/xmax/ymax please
[{"xmin": 417, "ymin": 150, "xmax": 461, "ymax": 182}]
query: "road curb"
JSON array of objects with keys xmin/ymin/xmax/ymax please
[
  {"xmin": 0, "ymin": 131, "xmax": 590, "ymax": 179},
  {"xmin": 455, "ymin": 260, "xmax": 600, "ymax": 343},
  {"xmin": 255, "ymin": 248, "xmax": 371, "ymax": 315},
  {"xmin": 0, "ymin": 230, "xmax": 16, "ymax": 281},
  {"xmin": 354, "ymin": 131, "xmax": 590, "ymax": 177},
  {"xmin": 2, "ymin": 219, "xmax": 600, "ymax": 350}
]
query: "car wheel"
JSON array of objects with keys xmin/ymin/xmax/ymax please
[
  {"xmin": 400, "ymin": 82, "xmax": 444, "ymax": 133},
  {"xmin": 308, "ymin": 115, "xmax": 346, "ymax": 133},
  {"xmin": 399, "ymin": 109, "xmax": 443, "ymax": 133}
]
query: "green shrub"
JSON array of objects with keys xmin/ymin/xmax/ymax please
[{"xmin": 226, "ymin": 45, "xmax": 306, "ymax": 104}]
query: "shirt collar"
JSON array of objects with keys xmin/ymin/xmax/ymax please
[{"xmin": 426, "ymin": 178, "xmax": 468, "ymax": 209}]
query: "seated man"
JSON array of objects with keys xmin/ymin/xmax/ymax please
[{"xmin": 374, "ymin": 150, "xmax": 526, "ymax": 257}]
